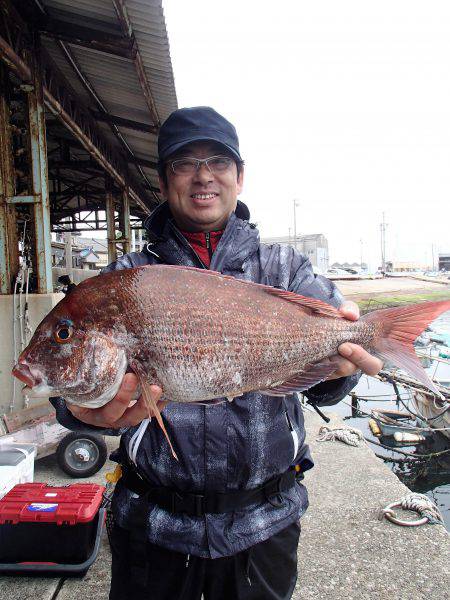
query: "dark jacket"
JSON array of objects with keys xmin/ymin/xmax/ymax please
[{"xmin": 52, "ymin": 201, "xmax": 359, "ymax": 558}]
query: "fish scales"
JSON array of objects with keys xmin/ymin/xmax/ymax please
[{"xmin": 114, "ymin": 268, "xmax": 353, "ymax": 400}]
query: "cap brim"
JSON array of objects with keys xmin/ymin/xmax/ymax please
[{"xmin": 160, "ymin": 136, "xmax": 241, "ymax": 162}]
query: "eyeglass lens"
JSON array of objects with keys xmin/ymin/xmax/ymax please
[{"xmin": 171, "ymin": 156, "xmax": 233, "ymax": 175}]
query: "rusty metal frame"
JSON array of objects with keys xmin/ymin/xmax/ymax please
[
  {"xmin": 0, "ymin": 65, "xmax": 19, "ymax": 294},
  {"xmin": 27, "ymin": 33, "xmax": 52, "ymax": 293},
  {"xmin": 0, "ymin": 0, "xmax": 167, "ymax": 289},
  {"xmin": 0, "ymin": 0, "xmax": 155, "ymax": 215}
]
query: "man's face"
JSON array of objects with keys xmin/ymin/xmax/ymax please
[{"xmin": 159, "ymin": 141, "xmax": 244, "ymax": 232}]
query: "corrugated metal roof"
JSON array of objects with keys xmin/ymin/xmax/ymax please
[{"xmin": 39, "ymin": 0, "xmax": 177, "ymax": 207}]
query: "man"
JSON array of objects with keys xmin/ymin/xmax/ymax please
[{"xmin": 53, "ymin": 107, "xmax": 382, "ymax": 599}]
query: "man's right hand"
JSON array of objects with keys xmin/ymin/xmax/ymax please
[{"xmin": 66, "ymin": 373, "xmax": 165, "ymax": 429}]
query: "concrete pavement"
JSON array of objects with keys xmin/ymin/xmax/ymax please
[{"xmin": 0, "ymin": 412, "xmax": 448, "ymax": 599}]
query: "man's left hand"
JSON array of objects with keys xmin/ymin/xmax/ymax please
[{"xmin": 326, "ymin": 300, "xmax": 383, "ymax": 380}]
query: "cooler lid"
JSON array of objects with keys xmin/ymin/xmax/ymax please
[
  {"xmin": 0, "ymin": 483, "xmax": 105, "ymax": 525},
  {"xmin": 0, "ymin": 450, "xmax": 26, "ymax": 467}
]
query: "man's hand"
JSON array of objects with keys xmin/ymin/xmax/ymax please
[
  {"xmin": 66, "ymin": 373, "xmax": 165, "ymax": 429},
  {"xmin": 327, "ymin": 300, "xmax": 383, "ymax": 380}
]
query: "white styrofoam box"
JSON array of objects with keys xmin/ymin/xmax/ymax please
[
  {"xmin": 0, "ymin": 467, "xmax": 19, "ymax": 499},
  {"xmin": 0, "ymin": 443, "xmax": 37, "ymax": 499}
]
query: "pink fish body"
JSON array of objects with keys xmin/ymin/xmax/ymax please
[{"xmin": 12, "ymin": 265, "xmax": 450, "ymax": 409}]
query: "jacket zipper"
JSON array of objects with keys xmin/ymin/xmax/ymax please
[
  {"xmin": 205, "ymin": 232, "xmax": 213, "ymax": 261},
  {"xmin": 169, "ymin": 222, "xmax": 207, "ymax": 269}
]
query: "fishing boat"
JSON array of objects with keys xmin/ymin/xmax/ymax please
[
  {"xmin": 370, "ymin": 408, "xmax": 418, "ymax": 437},
  {"xmin": 411, "ymin": 387, "xmax": 450, "ymax": 440}
]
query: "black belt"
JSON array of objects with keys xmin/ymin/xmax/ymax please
[{"xmin": 121, "ymin": 465, "xmax": 297, "ymax": 518}]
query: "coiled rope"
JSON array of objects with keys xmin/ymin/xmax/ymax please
[
  {"xmin": 316, "ymin": 425, "xmax": 365, "ymax": 447},
  {"xmin": 380, "ymin": 493, "xmax": 444, "ymax": 527}
]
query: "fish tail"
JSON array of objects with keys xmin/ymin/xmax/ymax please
[{"xmin": 362, "ymin": 300, "xmax": 450, "ymax": 396}]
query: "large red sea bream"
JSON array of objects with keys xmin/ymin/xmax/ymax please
[{"xmin": 12, "ymin": 265, "xmax": 450, "ymax": 458}]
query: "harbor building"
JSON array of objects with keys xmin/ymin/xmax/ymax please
[
  {"xmin": 261, "ymin": 233, "xmax": 329, "ymax": 272},
  {"xmin": 385, "ymin": 260, "xmax": 429, "ymax": 272},
  {"xmin": 438, "ymin": 252, "xmax": 450, "ymax": 271}
]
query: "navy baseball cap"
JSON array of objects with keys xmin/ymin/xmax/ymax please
[{"xmin": 158, "ymin": 107, "xmax": 242, "ymax": 162}]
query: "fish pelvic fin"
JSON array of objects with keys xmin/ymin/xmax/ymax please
[
  {"xmin": 140, "ymin": 383, "xmax": 178, "ymax": 460},
  {"xmin": 131, "ymin": 361, "xmax": 178, "ymax": 461},
  {"xmin": 260, "ymin": 359, "xmax": 338, "ymax": 396},
  {"xmin": 362, "ymin": 300, "xmax": 450, "ymax": 396}
]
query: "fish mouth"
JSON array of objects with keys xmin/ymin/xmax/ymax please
[{"xmin": 12, "ymin": 361, "xmax": 41, "ymax": 388}]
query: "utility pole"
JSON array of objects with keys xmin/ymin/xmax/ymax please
[
  {"xmin": 360, "ymin": 238, "xmax": 363, "ymax": 269},
  {"xmin": 293, "ymin": 199, "xmax": 300, "ymax": 249},
  {"xmin": 431, "ymin": 244, "xmax": 435, "ymax": 271},
  {"xmin": 380, "ymin": 213, "xmax": 388, "ymax": 272}
]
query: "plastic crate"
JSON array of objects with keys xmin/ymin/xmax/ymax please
[{"xmin": 0, "ymin": 483, "xmax": 105, "ymax": 576}]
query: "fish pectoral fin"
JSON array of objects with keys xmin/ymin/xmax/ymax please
[{"xmin": 260, "ymin": 360, "xmax": 338, "ymax": 395}]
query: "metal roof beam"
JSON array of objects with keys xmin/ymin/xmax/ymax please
[
  {"xmin": 127, "ymin": 156, "xmax": 158, "ymax": 170},
  {"xmin": 39, "ymin": 20, "xmax": 132, "ymax": 59},
  {"xmin": 91, "ymin": 112, "xmax": 158, "ymax": 134},
  {"xmin": 49, "ymin": 159, "xmax": 103, "ymax": 172},
  {"xmin": 112, "ymin": 0, "xmax": 161, "ymax": 127}
]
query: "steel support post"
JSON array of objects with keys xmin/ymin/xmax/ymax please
[
  {"xmin": 27, "ymin": 39, "xmax": 53, "ymax": 293},
  {"xmin": 106, "ymin": 183, "xmax": 117, "ymax": 264},
  {"xmin": 63, "ymin": 231, "xmax": 73, "ymax": 277},
  {"xmin": 120, "ymin": 187, "xmax": 131, "ymax": 255},
  {"xmin": 0, "ymin": 67, "xmax": 19, "ymax": 294}
]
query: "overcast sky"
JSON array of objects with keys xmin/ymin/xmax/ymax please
[{"xmin": 162, "ymin": 0, "xmax": 450, "ymax": 270}]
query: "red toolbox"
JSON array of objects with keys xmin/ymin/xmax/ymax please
[{"xmin": 0, "ymin": 483, "xmax": 105, "ymax": 575}]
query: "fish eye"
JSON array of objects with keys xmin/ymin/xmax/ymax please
[{"xmin": 54, "ymin": 320, "xmax": 74, "ymax": 344}]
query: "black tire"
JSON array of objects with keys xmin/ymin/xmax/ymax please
[{"xmin": 56, "ymin": 432, "xmax": 108, "ymax": 478}]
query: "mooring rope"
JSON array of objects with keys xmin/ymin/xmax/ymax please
[
  {"xmin": 316, "ymin": 425, "xmax": 365, "ymax": 447},
  {"xmin": 380, "ymin": 493, "xmax": 444, "ymax": 527}
]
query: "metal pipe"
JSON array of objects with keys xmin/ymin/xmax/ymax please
[
  {"xmin": 106, "ymin": 185, "xmax": 117, "ymax": 264},
  {"xmin": 121, "ymin": 187, "xmax": 131, "ymax": 255},
  {"xmin": 0, "ymin": 35, "xmax": 31, "ymax": 82}
]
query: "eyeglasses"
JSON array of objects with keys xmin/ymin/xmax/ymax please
[{"xmin": 168, "ymin": 155, "xmax": 235, "ymax": 176}]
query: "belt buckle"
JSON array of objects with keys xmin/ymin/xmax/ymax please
[
  {"xmin": 171, "ymin": 491, "xmax": 184, "ymax": 513},
  {"xmin": 192, "ymin": 494, "xmax": 205, "ymax": 517},
  {"xmin": 264, "ymin": 476, "xmax": 285, "ymax": 508}
]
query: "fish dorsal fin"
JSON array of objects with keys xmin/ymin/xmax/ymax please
[
  {"xmin": 130, "ymin": 360, "xmax": 178, "ymax": 460},
  {"xmin": 137, "ymin": 265, "xmax": 342, "ymax": 318},
  {"xmin": 260, "ymin": 359, "xmax": 338, "ymax": 396},
  {"xmin": 264, "ymin": 289, "xmax": 343, "ymax": 318}
]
